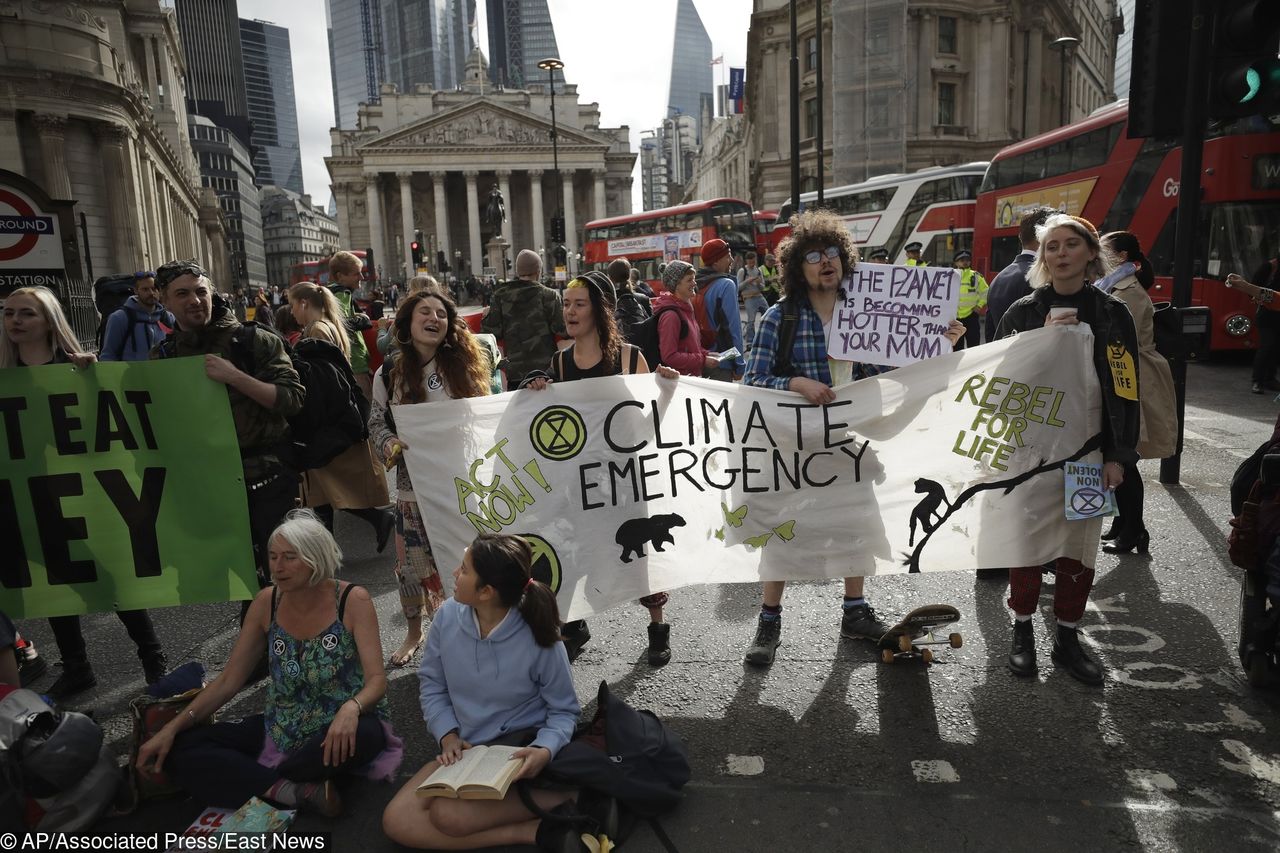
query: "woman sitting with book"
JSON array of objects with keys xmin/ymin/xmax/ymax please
[
  {"xmin": 136, "ymin": 510, "xmax": 402, "ymax": 816},
  {"xmin": 383, "ymin": 534, "xmax": 609, "ymax": 851}
]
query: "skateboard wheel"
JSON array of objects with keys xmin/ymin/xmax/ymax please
[
  {"xmin": 949, "ymin": 633, "xmax": 963, "ymax": 649},
  {"xmin": 921, "ymin": 648, "xmax": 934, "ymax": 665},
  {"xmin": 898, "ymin": 634, "xmax": 913, "ymax": 653},
  {"xmin": 881, "ymin": 649, "xmax": 895, "ymax": 665}
]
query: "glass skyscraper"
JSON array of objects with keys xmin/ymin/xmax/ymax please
[
  {"xmin": 239, "ymin": 18, "xmax": 305, "ymax": 195},
  {"xmin": 173, "ymin": 0, "xmax": 252, "ymax": 148},
  {"xmin": 381, "ymin": 0, "xmax": 475, "ymax": 95},
  {"xmin": 668, "ymin": 0, "xmax": 713, "ymax": 140},
  {"xmin": 486, "ymin": 0, "xmax": 562, "ymax": 90},
  {"xmin": 328, "ymin": 0, "xmax": 384, "ymax": 129}
]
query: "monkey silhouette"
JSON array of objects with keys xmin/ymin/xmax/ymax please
[{"xmin": 908, "ymin": 478, "xmax": 951, "ymax": 547}]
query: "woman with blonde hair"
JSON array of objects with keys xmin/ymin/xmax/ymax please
[
  {"xmin": 2, "ymin": 286, "xmax": 168, "ymax": 698},
  {"xmin": 289, "ymin": 282, "xmax": 395, "ymax": 553}
]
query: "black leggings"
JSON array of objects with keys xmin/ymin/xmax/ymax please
[
  {"xmin": 168, "ymin": 713, "xmax": 387, "ymax": 808},
  {"xmin": 1113, "ymin": 462, "xmax": 1145, "ymax": 534}
]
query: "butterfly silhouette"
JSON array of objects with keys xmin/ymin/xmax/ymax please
[
  {"xmin": 774, "ymin": 520, "xmax": 796, "ymax": 541},
  {"xmin": 722, "ymin": 502, "xmax": 748, "ymax": 528},
  {"xmin": 745, "ymin": 532, "xmax": 774, "ymax": 549},
  {"xmin": 713, "ymin": 527, "xmax": 725, "ymax": 541}
]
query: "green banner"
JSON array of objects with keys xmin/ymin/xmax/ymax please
[{"xmin": 0, "ymin": 358, "xmax": 257, "ymax": 618}]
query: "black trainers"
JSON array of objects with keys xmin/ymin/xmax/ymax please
[
  {"xmin": 1051, "ymin": 625, "xmax": 1104, "ymax": 685},
  {"xmin": 840, "ymin": 603, "xmax": 890, "ymax": 641},
  {"xmin": 142, "ymin": 653, "xmax": 168, "ymax": 685},
  {"xmin": 744, "ymin": 614, "xmax": 782, "ymax": 666},
  {"xmin": 646, "ymin": 622, "xmax": 671, "ymax": 667},
  {"xmin": 562, "ymin": 620, "xmax": 591, "ymax": 663},
  {"xmin": 48, "ymin": 663, "xmax": 97, "ymax": 701}
]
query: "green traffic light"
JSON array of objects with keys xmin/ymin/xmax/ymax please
[{"xmin": 1241, "ymin": 67, "xmax": 1262, "ymax": 103}]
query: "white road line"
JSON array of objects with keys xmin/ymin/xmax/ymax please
[
  {"xmin": 724, "ymin": 754, "xmax": 765, "ymax": 776},
  {"xmin": 911, "ymin": 759, "xmax": 960, "ymax": 783}
]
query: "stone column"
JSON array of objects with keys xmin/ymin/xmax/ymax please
[
  {"xmin": 496, "ymin": 169, "xmax": 512, "ymax": 247},
  {"xmin": 430, "ymin": 171, "xmax": 450, "ymax": 270},
  {"xmin": 592, "ymin": 169, "xmax": 607, "ymax": 221},
  {"xmin": 398, "ymin": 171, "xmax": 415, "ymax": 278},
  {"xmin": 528, "ymin": 169, "xmax": 545, "ymax": 261},
  {"xmin": 143, "ymin": 35, "xmax": 159, "ymax": 100},
  {"xmin": 365, "ymin": 175, "xmax": 386, "ymax": 282},
  {"xmin": 94, "ymin": 121, "xmax": 144, "ymax": 270},
  {"xmin": 0, "ymin": 109, "xmax": 21, "ymax": 172},
  {"xmin": 464, "ymin": 170, "xmax": 482, "ymax": 277},
  {"xmin": 561, "ymin": 170, "xmax": 577, "ymax": 273},
  {"xmin": 1026, "ymin": 27, "xmax": 1044, "ymax": 135},
  {"xmin": 32, "ymin": 114, "xmax": 73, "ymax": 199}
]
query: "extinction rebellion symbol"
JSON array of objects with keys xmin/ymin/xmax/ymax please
[
  {"xmin": 521, "ymin": 534, "xmax": 562, "ymax": 593},
  {"xmin": 530, "ymin": 405, "xmax": 586, "ymax": 461}
]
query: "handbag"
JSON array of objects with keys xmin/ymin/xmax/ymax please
[{"xmin": 127, "ymin": 687, "xmax": 213, "ymax": 803}]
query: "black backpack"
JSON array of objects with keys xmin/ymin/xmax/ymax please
[
  {"xmin": 614, "ymin": 291, "xmax": 652, "ymax": 342},
  {"xmin": 771, "ymin": 298, "xmax": 801, "ymax": 377},
  {"xmin": 226, "ymin": 324, "xmax": 371, "ymax": 471},
  {"xmin": 631, "ymin": 305, "xmax": 688, "ymax": 370},
  {"xmin": 93, "ymin": 274, "xmax": 137, "ymax": 350}
]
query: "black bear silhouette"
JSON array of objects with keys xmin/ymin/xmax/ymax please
[{"xmin": 615, "ymin": 513, "xmax": 687, "ymax": 563}]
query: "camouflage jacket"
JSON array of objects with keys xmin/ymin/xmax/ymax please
[
  {"xmin": 152, "ymin": 305, "xmax": 305, "ymax": 475},
  {"xmin": 481, "ymin": 278, "xmax": 566, "ymax": 382}
]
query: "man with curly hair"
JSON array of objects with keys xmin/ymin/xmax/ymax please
[{"xmin": 740, "ymin": 210, "xmax": 963, "ymax": 665}]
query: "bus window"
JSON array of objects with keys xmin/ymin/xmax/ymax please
[
  {"xmin": 990, "ymin": 236, "xmax": 1022, "ymax": 274},
  {"xmin": 710, "ymin": 201, "xmax": 755, "ymax": 250},
  {"xmin": 1098, "ymin": 136, "xmax": 1176, "ymax": 236},
  {"xmin": 1204, "ymin": 202, "xmax": 1280, "ymax": 279}
]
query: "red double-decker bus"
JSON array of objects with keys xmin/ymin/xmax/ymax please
[
  {"xmin": 288, "ymin": 250, "xmax": 372, "ymax": 287},
  {"xmin": 974, "ymin": 101, "xmax": 1280, "ymax": 353},
  {"xmin": 753, "ymin": 210, "xmax": 784, "ymax": 257},
  {"xmin": 583, "ymin": 198, "xmax": 755, "ymax": 290}
]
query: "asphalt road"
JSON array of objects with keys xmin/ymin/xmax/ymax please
[{"xmin": 14, "ymin": 354, "xmax": 1280, "ymax": 853}]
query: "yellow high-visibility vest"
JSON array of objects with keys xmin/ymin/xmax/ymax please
[
  {"xmin": 956, "ymin": 268, "xmax": 989, "ymax": 319},
  {"xmin": 906, "ymin": 258, "xmax": 927, "ymax": 267}
]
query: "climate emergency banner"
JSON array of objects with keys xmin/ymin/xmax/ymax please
[
  {"xmin": 399, "ymin": 327, "xmax": 1105, "ymax": 620},
  {"xmin": 0, "ymin": 359, "xmax": 257, "ymax": 619}
]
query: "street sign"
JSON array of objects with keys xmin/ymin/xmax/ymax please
[{"xmin": 0, "ymin": 184, "xmax": 70, "ymax": 294}]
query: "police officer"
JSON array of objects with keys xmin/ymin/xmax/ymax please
[
  {"xmin": 867, "ymin": 247, "xmax": 890, "ymax": 264},
  {"xmin": 904, "ymin": 241, "xmax": 926, "ymax": 266},
  {"xmin": 953, "ymin": 249, "xmax": 988, "ymax": 349}
]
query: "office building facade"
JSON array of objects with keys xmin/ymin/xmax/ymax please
[
  {"xmin": 262, "ymin": 187, "xmax": 341, "ymax": 287},
  {"xmin": 667, "ymin": 0, "xmax": 713, "ymax": 140},
  {"xmin": 329, "ymin": 0, "xmax": 385, "ymax": 129},
  {"xmin": 190, "ymin": 114, "xmax": 268, "ymax": 290},
  {"xmin": 486, "ymin": 0, "xmax": 562, "ymax": 90},
  {"xmin": 172, "ymin": 0, "xmax": 252, "ymax": 147},
  {"xmin": 382, "ymin": 0, "xmax": 476, "ymax": 95},
  {"xmin": 239, "ymin": 18, "xmax": 305, "ymax": 195}
]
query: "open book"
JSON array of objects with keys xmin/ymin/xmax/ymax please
[{"xmin": 415, "ymin": 744, "xmax": 525, "ymax": 800}]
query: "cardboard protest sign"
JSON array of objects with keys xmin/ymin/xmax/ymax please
[
  {"xmin": 831, "ymin": 264, "xmax": 960, "ymax": 367},
  {"xmin": 399, "ymin": 326, "xmax": 1105, "ymax": 620},
  {"xmin": 0, "ymin": 358, "xmax": 257, "ymax": 618}
]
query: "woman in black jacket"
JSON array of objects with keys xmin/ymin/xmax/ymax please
[{"xmin": 994, "ymin": 214, "xmax": 1140, "ymax": 686}]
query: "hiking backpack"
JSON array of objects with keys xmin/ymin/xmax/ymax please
[
  {"xmin": 0, "ymin": 686, "xmax": 120, "ymax": 832},
  {"xmin": 692, "ymin": 278, "xmax": 734, "ymax": 351},
  {"xmin": 614, "ymin": 291, "xmax": 652, "ymax": 342},
  {"xmin": 630, "ymin": 305, "xmax": 689, "ymax": 370},
  {"xmin": 226, "ymin": 324, "xmax": 370, "ymax": 471},
  {"xmin": 93, "ymin": 274, "xmax": 137, "ymax": 351}
]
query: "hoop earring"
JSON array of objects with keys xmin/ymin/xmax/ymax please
[{"xmin": 395, "ymin": 331, "xmax": 411, "ymax": 346}]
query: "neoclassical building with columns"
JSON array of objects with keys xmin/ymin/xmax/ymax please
[
  {"xmin": 0, "ymin": 0, "xmax": 230, "ymax": 307},
  {"xmin": 327, "ymin": 50, "xmax": 636, "ymax": 282}
]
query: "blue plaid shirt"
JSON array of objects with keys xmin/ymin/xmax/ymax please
[{"xmin": 743, "ymin": 296, "xmax": 891, "ymax": 390}]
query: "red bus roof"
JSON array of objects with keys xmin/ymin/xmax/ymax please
[
  {"xmin": 585, "ymin": 198, "xmax": 751, "ymax": 229},
  {"xmin": 753, "ymin": 210, "xmax": 778, "ymax": 219},
  {"xmin": 991, "ymin": 101, "xmax": 1129, "ymax": 162}
]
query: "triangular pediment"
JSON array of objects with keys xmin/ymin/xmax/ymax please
[{"xmin": 359, "ymin": 101, "xmax": 606, "ymax": 151}]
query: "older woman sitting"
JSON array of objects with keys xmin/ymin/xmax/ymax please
[{"xmin": 136, "ymin": 510, "xmax": 402, "ymax": 815}]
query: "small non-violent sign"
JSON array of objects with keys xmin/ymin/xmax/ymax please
[
  {"xmin": 830, "ymin": 263, "xmax": 960, "ymax": 367},
  {"xmin": 1064, "ymin": 461, "xmax": 1117, "ymax": 520}
]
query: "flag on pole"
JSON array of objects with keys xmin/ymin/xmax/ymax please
[
  {"xmin": 728, "ymin": 67, "xmax": 745, "ymax": 113},
  {"xmin": 709, "ymin": 55, "xmax": 723, "ymax": 66}
]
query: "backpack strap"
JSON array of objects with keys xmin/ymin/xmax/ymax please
[
  {"xmin": 655, "ymin": 305, "xmax": 688, "ymax": 340},
  {"xmin": 773, "ymin": 299, "xmax": 800, "ymax": 377},
  {"xmin": 228, "ymin": 322, "xmax": 258, "ymax": 376},
  {"xmin": 626, "ymin": 344, "xmax": 639, "ymax": 375},
  {"xmin": 337, "ymin": 582, "xmax": 356, "ymax": 621}
]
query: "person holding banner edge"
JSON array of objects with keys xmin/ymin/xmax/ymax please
[
  {"xmin": 2, "ymin": 285, "xmax": 169, "ymax": 699},
  {"xmin": 740, "ymin": 211, "xmax": 964, "ymax": 665},
  {"xmin": 994, "ymin": 214, "xmax": 1140, "ymax": 685}
]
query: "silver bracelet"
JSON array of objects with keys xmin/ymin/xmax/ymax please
[{"xmin": 349, "ymin": 696, "xmax": 364, "ymax": 714}]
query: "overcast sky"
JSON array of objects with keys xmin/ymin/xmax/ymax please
[{"xmin": 235, "ymin": 0, "xmax": 753, "ymax": 210}]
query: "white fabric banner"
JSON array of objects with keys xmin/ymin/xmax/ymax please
[{"xmin": 397, "ymin": 326, "xmax": 1104, "ymax": 620}]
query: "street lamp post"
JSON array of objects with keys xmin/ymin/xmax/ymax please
[
  {"xmin": 1049, "ymin": 36, "xmax": 1081, "ymax": 127},
  {"xmin": 538, "ymin": 56, "xmax": 565, "ymax": 277}
]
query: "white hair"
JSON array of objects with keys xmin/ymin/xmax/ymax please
[
  {"xmin": 270, "ymin": 509, "xmax": 343, "ymax": 585},
  {"xmin": 1029, "ymin": 213, "xmax": 1115, "ymax": 287}
]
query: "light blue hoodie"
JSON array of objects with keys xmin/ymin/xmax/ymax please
[{"xmin": 418, "ymin": 598, "xmax": 579, "ymax": 756}]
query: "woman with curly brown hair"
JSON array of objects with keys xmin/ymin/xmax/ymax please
[
  {"xmin": 740, "ymin": 209, "xmax": 963, "ymax": 666},
  {"xmin": 370, "ymin": 289, "xmax": 493, "ymax": 667}
]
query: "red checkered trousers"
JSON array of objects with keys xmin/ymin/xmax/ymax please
[{"xmin": 1007, "ymin": 558, "xmax": 1095, "ymax": 623}]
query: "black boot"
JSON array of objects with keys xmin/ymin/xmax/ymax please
[
  {"xmin": 1102, "ymin": 526, "xmax": 1149, "ymax": 555},
  {"xmin": 647, "ymin": 622, "xmax": 671, "ymax": 666},
  {"xmin": 1100, "ymin": 517, "xmax": 1124, "ymax": 541},
  {"xmin": 1051, "ymin": 625, "xmax": 1104, "ymax": 685},
  {"xmin": 1008, "ymin": 619, "xmax": 1037, "ymax": 677},
  {"xmin": 48, "ymin": 662, "xmax": 97, "ymax": 701}
]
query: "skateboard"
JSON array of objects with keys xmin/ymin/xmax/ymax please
[{"xmin": 878, "ymin": 604, "xmax": 962, "ymax": 665}]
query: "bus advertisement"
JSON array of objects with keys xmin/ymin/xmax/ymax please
[
  {"xmin": 776, "ymin": 163, "xmax": 989, "ymax": 265},
  {"xmin": 974, "ymin": 100, "xmax": 1280, "ymax": 353},
  {"xmin": 584, "ymin": 198, "xmax": 755, "ymax": 290},
  {"xmin": 288, "ymin": 250, "xmax": 372, "ymax": 287}
]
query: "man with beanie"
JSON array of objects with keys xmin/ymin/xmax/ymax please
[
  {"xmin": 483, "ymin": 248, "xmax": 567, "ymax": 389},
  {"xmin": 694, "ymin": 238, "xmax": 746, "ymax": 380}
]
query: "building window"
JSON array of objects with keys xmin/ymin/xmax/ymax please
[
  {"xmin": 938, "ymin": 16, "xmax": 957, "ymax": 55},
  {"xmin": 806, "ymin": 36, "xmax": 818, "ymax": 72},
  {"xmin": 805, "ymin": 97, "xmax": 819, "ymax": 139},
  {"xmin": 868, "ymin": 89, "xmax": 891, "ymax": 129},
  {"xmin": 937, "ymin": 82, "xmax": 957, "ymax": 126}
]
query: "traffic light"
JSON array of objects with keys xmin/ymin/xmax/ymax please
[
  {"xmin": 554, "ymin": 245, "xmax": 567, "ymax": 265},
  {"xmin": 411, "ymin": 229, "xmax": 423, "ymax": 266},
  {"xmin": 550, "ymin": 215, "xmax": 565, "ymax": 244},
  {"xmin": 1207, "ymin": 2, "xmax": 1280, "ymax": 120},
  {"xmin": 1128, "ymin": 0, "xmax": 1192, "ymax": 139},
  {"xmin": 437, "ymin": 250, "xmax": 449, "ymax": 273}
]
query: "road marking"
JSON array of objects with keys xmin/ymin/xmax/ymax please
[
  {"xmin": 911, "ymin": 760, "xmax": 960, "ymax": 783},
  {"xmin": 1181, "ymin": 427, "xmax": 1251, "ymax": 460},
  {"xmin": 1080, "ymin": 624, "xmax": 1166, "ymax": 653},
  {"xmin": 1181, "ymin": 703, "xmax": 1267, "ymax": 734},
  {"xmin": 724, "ymin": 754, "xmax": 765, "ymax": 776},
  {"xmin": 1127, "ymin": 770, "xmax": 1178, "ymax": 794},
  {"xmin": 1086, "ymin": 594, "xmax": 1129, "ymax": 614},
  {"xmin": 1111, "ymin": 662, "xmax": 1201, "ymax": 690},
  {"xmin": 1221, "ymin": 740, "xmax": 1280, "ymax": 786}
]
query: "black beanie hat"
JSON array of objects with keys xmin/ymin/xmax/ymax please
[{"xmin": 568, "ymin": 270, "xmax": 617, "ymax": 311}]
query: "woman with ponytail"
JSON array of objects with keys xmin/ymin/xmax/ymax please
[{"xmin": 383, "ymin": 534, "xmax": 609, "ymax": 851}]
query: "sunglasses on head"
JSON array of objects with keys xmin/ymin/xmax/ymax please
[{"xmin": 803, "ymin": 246, "xmax": 841, "ymax": 265}]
